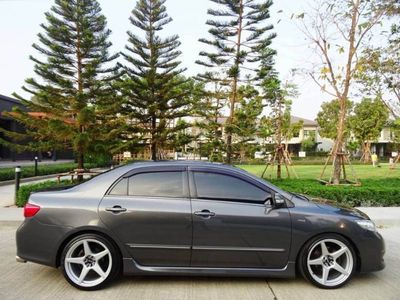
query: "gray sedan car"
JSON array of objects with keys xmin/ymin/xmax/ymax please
[{"xmin": 16, "ymin": 161, "xmax": 385, "ymax": 290}]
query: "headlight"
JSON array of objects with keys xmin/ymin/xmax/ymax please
[{"xmin": 355, "ymin": 219, "xmax": 376, "ymax": 231}]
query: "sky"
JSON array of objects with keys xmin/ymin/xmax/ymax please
[{"xmin": 0, "ymin": 0, "xmax": 334, "ymax": 120}]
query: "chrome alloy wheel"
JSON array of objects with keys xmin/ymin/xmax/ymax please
[
  {"xmin": 64, "ymin": 239, "xmax": 112, "ymax": 288},
  {"xmin": 307, "ymin": 238, "xmax": 354, "ymax": 287}
]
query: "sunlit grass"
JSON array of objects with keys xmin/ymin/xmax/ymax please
[{"xmin": 238, "ymin": 163, "xmax": 400, "ymax": 180}]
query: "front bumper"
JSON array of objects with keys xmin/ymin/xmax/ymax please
[{"xmin": 357, "ymin": 230, "xmax": 385, "ymax": 273}]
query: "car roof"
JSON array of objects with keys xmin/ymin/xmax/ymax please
[{"xmin": 125, "ymin": 160, "xmax": 231, "ymax": 169}]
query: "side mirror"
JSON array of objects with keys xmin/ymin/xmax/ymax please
[
  {"xmin": 264, "ymin": 193, "xmax": 286, "ymax": 214},
  {"xmin": 274, "ymin": 193, "xmax": 286, "ymax": 208}
]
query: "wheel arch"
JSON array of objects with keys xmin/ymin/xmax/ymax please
[{"xmin": 55, "ymin": 227, "xmax": 125, "ymax": 268}]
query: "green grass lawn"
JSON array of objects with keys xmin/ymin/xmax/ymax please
[
  {"xmin": 236, "ymin": 163, "xmax": 400, "ymax": 207},
  {"xmin": 238, "ymin": 163, "xmax": 400, "ymax": 180}
]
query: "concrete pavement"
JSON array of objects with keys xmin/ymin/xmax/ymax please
[{"xmin": 0, "ymin": 223, "xmax": 399, "ymax": 300}]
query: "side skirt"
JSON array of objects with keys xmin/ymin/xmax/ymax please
[{"xmin": 122, "ymin": 258, "xmax": 296, "ymax": 278}]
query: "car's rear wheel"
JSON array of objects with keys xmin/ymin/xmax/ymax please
[
  {"xmin": 60, "ymin": 233, "xmax": 120, "ymax": 290},
  {"xmin": 299, "ymin": 234, "xmax": 356, "ymax": 289}
]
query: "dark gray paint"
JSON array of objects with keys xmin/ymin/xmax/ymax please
[{"xmin": 16, "ymin": 161, "xmax": 385, "ymax": 279}]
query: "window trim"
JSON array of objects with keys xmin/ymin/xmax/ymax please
[
  {"xmin": 107, "ymin": 177, "xmax": 129, "ymax": 196},
  {"xmin": 106, "ymin": 167, "xmax": 189, "ymax": 198},
  {"xmin": 190, "ymin": 170, "xmax": 271, "ymax": 204}
]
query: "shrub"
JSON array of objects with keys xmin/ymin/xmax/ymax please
[
  {"xmin": 269, "ymin": 178, "xmax": 400, "ymax": 207},
  {"xmin": 15, "ymin": 180, "xmax": 75, "ymax": 207}
]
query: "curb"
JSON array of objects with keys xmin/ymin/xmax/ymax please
[{"xmin": 0, "ymin": 220, "xmax": 22, "ymax": 226}]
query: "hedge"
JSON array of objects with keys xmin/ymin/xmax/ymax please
[
  {"xmin": 16, "ymin": 180, "xmax": 75, "ymax": 207},
  {"xmin": 270, "ymin": 178, "xmax": 400, "ymax": 207},
  {"xmin": 0, "ymin": 162, "xmax": 103, "ymax": 182}
]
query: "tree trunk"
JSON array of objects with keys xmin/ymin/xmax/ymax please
[
  {"xmin": 226, "ymin": 0, "xmax": 244, "ymax": 165},
  {"xmin": 151, "ymin": 116, "xmax": 157, "ymax": 160},
  {"xmin": 77, "ymin": 150, "xmax": 84, "ymax": 182},
  {"xmin": 361, "ymin": 141, "xmax": 372, "ymax": 163},
  {"xmin": 277, "ymin": 149, "xmax": 282, "ymax": 179},
  {"xmin": 76, "ymin": 19, "xmax": 84, "ymax": 182},
  {"xmin": 331, "ymin": 97, "xmax": 347, "ymax": 184},
  {"xmin": 276, "ymin": 96, "xmax": 283, "ymax": 179},
  {"xmin": 330, "ymin": 0, "xmax": 359, "ymax": 184}
]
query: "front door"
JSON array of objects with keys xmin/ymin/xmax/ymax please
[
  {"xmin": 189, "ymin": 168, "xmax": 292, "ymax": 269},
  {"xmin": 99, "ymin": 166, "xmax": 192, "ymax": 267}
]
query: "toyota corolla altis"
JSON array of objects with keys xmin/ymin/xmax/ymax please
[{"xmin": 16, "ymin": 161, "xmax": 385, "ymax": 290}]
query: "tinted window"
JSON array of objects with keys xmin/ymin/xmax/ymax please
[
  {"xmin": 129, "ymin": 172, "xmax": 186, "ymax": 198},
  {"xmin": 194, "ymin": 172, "xmax": 268, "ymax": 201},
  {"xmin": 109, "ymin": 178, "xmax": 128, "ymax": 195}
]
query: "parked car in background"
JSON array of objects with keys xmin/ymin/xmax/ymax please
[{"xmin": 16, "ymin": 161, "xmax": 385, "ymax": 290}]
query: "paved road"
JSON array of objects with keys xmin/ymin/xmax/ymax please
[{"xmin": 0, "ymin": 224, "xmax": 399, "ymax": 300}]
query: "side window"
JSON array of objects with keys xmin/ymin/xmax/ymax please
[
  {"xmin": 193, "ymin": 172, "xmax": 269, "ymax": 202},
  {"xmin": 109, "ymin": 178, "xmax": 128, "ymax": 195},
  {"xmin": 128, "ymin": 171, "xmax": 187, "ymax": 198}
]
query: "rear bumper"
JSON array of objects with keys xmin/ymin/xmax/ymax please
[
  {"xmin": 16, "ymin": 217, "xmax": 70, "ymax": 267},
  {"xmin": 16, "ymin": 256, "xmax": 27, "ymax": 263}
]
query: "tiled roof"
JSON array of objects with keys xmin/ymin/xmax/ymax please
[{"xmin": 291, "ymin": 115, "xmax": 318, "ymax": 126}]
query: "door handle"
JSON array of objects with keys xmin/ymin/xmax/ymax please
[
  {"xmin": 105, "ymin": 206, "xmax": 127, "ymax": 213},
  {"xmin": 194, "ymin": 210, "xmax": 216, "ymax": 218}
]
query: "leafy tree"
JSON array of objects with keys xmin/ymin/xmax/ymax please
[
  {"xmin": 301, "ymin": 131, "xmax": 317, "ymax": 152},
  {"xmin": 0, "ymin": 0, "xmax": 119, "ymax": 175},
  {"xmin": 390, "ymin": 118, "xmax": 400, "ymax": 155},
  {"xmin": 194, "ymin": 73, "xmax": 228, "ymax": 161},
  {"xmin": 169, "ymin": 79, "xmax": 205, "ymax": 156},
  {"xmin": 120, "ymin": 0, "xmax": 194, "ymax": 160},
  {"xmin": 196, "ymin": 0, "xmax": 276, "ymax": 164},
  {"xmin": 296, "ymin": 0, "xmax": 390, "ymax": 184},
  {"xmin": 349, "ymin": 98, "xmax": 389, "ymax": 162},
  {"xmin": 231, "ymin": 85, "xmax": 263, "ymax": 162},
  {"xmin": 316, "ymin": 99, "xmax": 353, "ymax": 140},
  {"xmin": 357, "ymin": 15, "xmax": 400, "ymax": 117},
  {"xmin": 280, "ymin": 101, "xmax": 303, "ymax": 152},
  {"xmin": 257, "ymin": 116, "xmax": 274, "ymax": 144},
  {"xmin": 260, "ymin": 63, "xmax": 300, "ymax": 178}
]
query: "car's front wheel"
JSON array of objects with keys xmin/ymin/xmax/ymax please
[
  {"xmin": 60, "ymin": 233, "xmax": 120, "ymax": 290},
  {"xmin": 299, "ymin": 234, "xmax": 357, "ymax": 289}
]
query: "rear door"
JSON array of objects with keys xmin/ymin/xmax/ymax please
[
  {"xmin": 189, "ymin": 167, "xmax": 292, "ymax": 269},
  {"xmin": 99, "ymin": 166, "xmax": 192, "ymax": 267}
]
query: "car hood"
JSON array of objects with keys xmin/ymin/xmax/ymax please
[{"xmin": 311, "ymin": 197, "xmax": 370, "ymax": 220}]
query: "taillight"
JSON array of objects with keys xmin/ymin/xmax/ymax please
[{"xmin": 24, "ymin": 203, "xmax": 41, "ymax": 218}]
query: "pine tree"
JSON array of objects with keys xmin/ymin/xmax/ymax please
[
  {"xmin": 0, "ymin": 0, "xmax": 119, "ymax": 173},
  {"xmin": 196, "ymin": 0, "xmax": 276, "ymax": 164},
  {"xmin": 120, "ymin": 0, "xmax": 194, "ymax": 160}
]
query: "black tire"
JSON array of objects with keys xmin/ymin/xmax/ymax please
[
  {"xmin": 60, "ymin": 233, "xmax": 121, "ymax": 290},
  {"xmin": 298, "ymin": 234, "xmax": 357, "ymax": 289}
]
